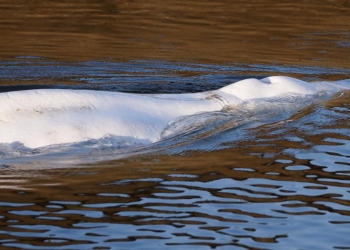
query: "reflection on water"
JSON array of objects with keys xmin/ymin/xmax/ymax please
[
  {"xmin": 0, "ymin": 92, "xmax": 349, "ymax": 249},
  {"xmin": 1, "ymin": 0, "xmax": 350, "ymax": 68},
  {"xmin": 1, "ymin": 59, "xmax": 348, "ymax": 92}
]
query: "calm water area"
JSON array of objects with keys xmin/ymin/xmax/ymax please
[{"xmin": 0, "ymin": 1, "xmax": 350, "ymax": 249}]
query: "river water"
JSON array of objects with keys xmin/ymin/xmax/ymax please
[{"xmin": 0, "ymin": 1, "xmax": 350, "ymax": 249}]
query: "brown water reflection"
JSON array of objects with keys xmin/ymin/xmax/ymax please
[
  {"xmin": 1, "ymin": 0, "xmax": 350, "ymax": 68},
  {"xmin": 0, "ymin": 93, "xmax": 349, "ymax": 249}
]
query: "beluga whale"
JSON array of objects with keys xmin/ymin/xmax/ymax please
[{"xmin": 0, "ymin": 76, "xmax": 346, "ymax": 150}]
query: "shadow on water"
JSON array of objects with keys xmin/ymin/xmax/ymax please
[{"xmin": 0, "ymin": 59, "xmax": 349, "ymax": 94}]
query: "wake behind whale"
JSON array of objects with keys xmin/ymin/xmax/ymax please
[{"xmin": 0, "ymin": 76, "xmax": 348, "ymax": 166}]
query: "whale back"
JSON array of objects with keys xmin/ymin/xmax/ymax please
[{"xmin": 218, "ymin": 76, "xmax": 317, "ymax": 100}]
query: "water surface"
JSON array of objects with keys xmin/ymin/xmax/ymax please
[{"xmin": 0, "ymin": 0, "xmax": 350, "ymax": 249}]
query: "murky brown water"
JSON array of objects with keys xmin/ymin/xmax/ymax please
[
  {"xmin": 1, "ymin": 0, "xmax": 350, "ymax": 67},
  {"xmin": 0, "ymin": 1, "xmax": 350, "ymax": 249}
]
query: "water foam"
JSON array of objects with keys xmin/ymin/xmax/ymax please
[{"xmin": 0, "ymin": 76, "xmax": 348, "ymax": 154}]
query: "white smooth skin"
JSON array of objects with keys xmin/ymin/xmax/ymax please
[{"xmin": 0, "ymin": 76, "xmax": 321, "ymax": 148}]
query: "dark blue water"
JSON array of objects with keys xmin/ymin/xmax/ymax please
[{"xmin": 1, "ymin": 58, "xmax": 348, "ymax": 93}]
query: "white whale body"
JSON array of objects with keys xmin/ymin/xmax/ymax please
[{"xmin": 0, "ymin": 76, "xmax": 345, "ymax": 149}]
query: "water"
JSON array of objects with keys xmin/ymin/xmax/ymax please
[{"xmin": 0, "ymin": 0, "xmax": 350, "ymax": 249}]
